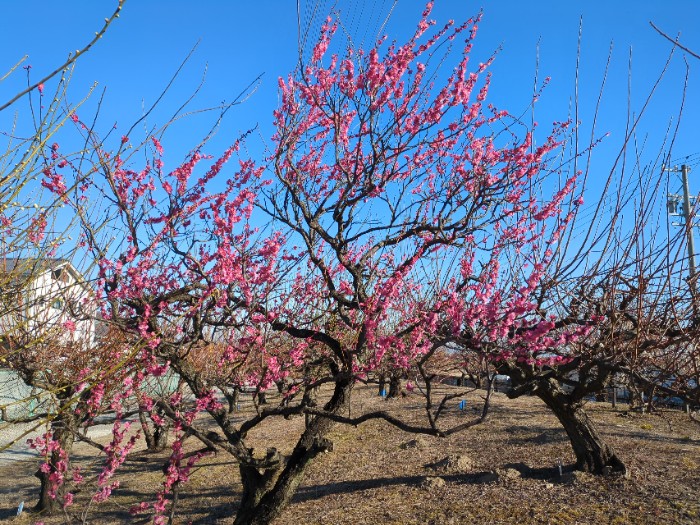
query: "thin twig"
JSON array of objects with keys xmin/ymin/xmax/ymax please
[
  {"xmin": 0, "ymin": 1, "xmax": 125, "ymax": 113},
  {"xmin": 650, "ymin": 22, "xmax": 700, "ymax": 60}
]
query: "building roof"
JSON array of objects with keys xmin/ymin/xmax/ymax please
[
  {"xmin": 2, "ymin": 257, "xmax": 71, "ymax": 274},
  {"xmin": 0, "ymin": 258, "xmax": 86, "ymax": 290}
]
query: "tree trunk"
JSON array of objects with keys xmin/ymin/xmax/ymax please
[
  {"xmin": 537, "ymin": 386, "xmax": 626, "ymax": 475},
  {"xmin": 139, "ymin": 406, "xmax": 170, "ymax": 452},
  {"xmin": 628, "ymin": 381, "xmax": 645, "ymax": 411},
  {"xmin": 151, "ymin": 421, "xmax": 170, "ymax": 451},
  {"xmin": 387, "ymin": 373, "xmax": 401, "ymax": 399},
  {"xmin": 275, "ymin": 379, "xmax": 288, "ymax": 395},
  {"xmin": 276, "ymin": 379, "xmax": 291, "ymax": 407},
  {"xmin": 464, "ymin": 372, "xmax": 477, "ymax": 388},
  {"xmin": 34, "ymin": 408, "xmax": 78, "ymax": 513},
  {"xmin": 303, "ymin": 386, "xmax": 317, "ymax": 428},
  {"xmin": 233, "ymin": 375, "xmax": 352, "ymax": 525},
  {"xmin": 645, "ymin": 386, "xmax": 657, "ymax": 413},
  {"xmin": 225, "ymin": 386, "xmax": 241, "ymax": 414}
]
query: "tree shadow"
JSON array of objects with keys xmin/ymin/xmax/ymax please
[
  {"xmin": 292, "ymin": 465, "xmax": 568, "ymax": 504},
  {"xmin": 292, "ymin": 475, "xmax": 425, "ymax": 502},
  {"xmin": 500, "ymin": 424, "xmax": 568, "ymax": 445},
  {"xmin": 501, "ymin": 461, "xmax": 568, "ymax": 480},
  {"xmin": 67, "ymin": 484, "xmax": 242, "ymax": 524},
  {"xmin": 604, "ymin": 430, "xmax": 700, "ymax": 447}
]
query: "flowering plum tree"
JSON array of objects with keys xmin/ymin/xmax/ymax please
[
  {"xmin": 11, "ymin": 332, "xmax": 134, "ymax": 513},
  {"xmin": 46, "ymin": 4, "xmax": 588, "ymax": 524},
  {"xmin": 448, "ymin": 48, "xmax": 697, "ymax": 474},
  {"xmin": 0, "ymin": 4, "xmax": 142, "ymax": 515}
]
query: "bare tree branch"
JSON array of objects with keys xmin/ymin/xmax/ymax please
[
  {"xmin": 650, "ymin": 21, "xmax": 700, "ymax": 60},
  {"xmin": 0, "ymin": 0, "xmax": 125, "ymax": 112}
]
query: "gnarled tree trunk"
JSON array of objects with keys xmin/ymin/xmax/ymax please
[
  {"xmin": 34, "ymin": 403, "xmax": 79, "ymax": 514},
  {"xmin": 221, "ymin": 385, "xmax": 241, "ymax": 414},
  {"xmin": 387, "ymin": 372, "xmax": 402, "ymax": 399},
  {"xmin": 233, "ymin": 375, "xmax": 352, "ymax": 525},
  {"xmin": 536, "ymin": 383, "xmax": 625, "ymax": 475},
  {"xmin": 139, "ymin": 406, "xmax": 170, "ymax": 452}
]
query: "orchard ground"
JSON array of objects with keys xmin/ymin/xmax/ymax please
[{"xmin": 1, "ymin": 384, "xmax": 699, "ymax": 524}]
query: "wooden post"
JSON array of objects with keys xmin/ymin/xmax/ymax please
[{"xmin": 611, "ymin": 386, "xmax": 617, "ymax": 409}]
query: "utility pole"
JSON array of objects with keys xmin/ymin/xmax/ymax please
[
  {"xmin": 667, "ymin": 164, "xmax": 697, "ymax": 303},
  {"xmin": 681, "ymin": 165, "xmax": 697, "ymax": 282}
]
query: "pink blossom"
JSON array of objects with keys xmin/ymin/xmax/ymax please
[{"xmin": 152, "ymin": 136, "xmax": 164, "ymax": 155}]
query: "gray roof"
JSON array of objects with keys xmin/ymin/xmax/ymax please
[
  {"xmin": 2, "ymin": 257, "xmax": 71, "ymax": 274},
  {"xmin": 0, "ymin": 258, "xmax": 83, "ymax": 288}
]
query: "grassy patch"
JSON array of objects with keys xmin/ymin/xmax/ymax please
[{"xmin": 1, "ymin": 384, "xmax": 699, "ymax": 524}]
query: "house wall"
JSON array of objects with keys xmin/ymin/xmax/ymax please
[{"xmin": 4, "ymin": 265, "xmax": 95, "ymax": 347}]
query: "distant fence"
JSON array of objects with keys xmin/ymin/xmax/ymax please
[
  {"xmin": 1, "ymin": 369, "xmax": 181, "ymax": 423},
  {"xmin": 0, "ymin": 369, "xmax": 54, "ymax": 422}
]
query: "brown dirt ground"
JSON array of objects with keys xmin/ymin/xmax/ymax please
[{"xmin": 1, "ymin": 384, "xmax": 699, "ymax": 524}]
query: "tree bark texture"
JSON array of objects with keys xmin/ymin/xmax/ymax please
[
  {"xmin": 233, "ymin": 376, "xmax": 352, "ymax": 525},
  {"xmin": 536, "ymin": 385, "xmax": 626, "ymax": 475},
  {"xmin": 387, "ymin": 373, "xmax": 401, "ymax": 399},
  {"xmin": 34, "ymin": 408, "xmax": 78, "ymax": 514}
]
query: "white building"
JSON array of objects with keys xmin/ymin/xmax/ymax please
[{"xmin": 0, "ymin": 257, "xmax": 95, "ymax": 350}]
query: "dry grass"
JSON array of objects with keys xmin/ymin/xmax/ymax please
[{"xmin": 1, "ymin": 384, "xmax": 699, "ymax": 524}]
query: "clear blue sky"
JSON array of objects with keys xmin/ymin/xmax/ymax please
[{"xmin": 2, "ymin": 1, "xmax": 699, "ymax": 200}]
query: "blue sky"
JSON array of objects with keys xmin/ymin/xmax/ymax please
[{"xmin": 2, "ymin": 1, "xmax": 699, "ymax": 212}]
